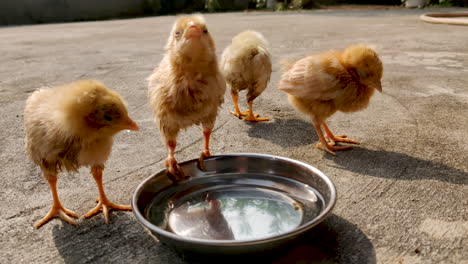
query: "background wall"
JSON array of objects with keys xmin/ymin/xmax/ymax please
[{"xmin": 0, "ymin": 0, "xmax": 147, "ymax": 25}]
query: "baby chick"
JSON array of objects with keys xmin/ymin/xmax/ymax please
[
  {"xmin": 278, "ymin": 44, "xmax": 383, "ymax": 155},
  {"xmin": 24, "ymin": 80, "xmax": 139, "ymax": 228},
  {"xmin": 220, "ymin": 30, "xmax": 272, "ymax": 122},
  {"xmin": 148, "ymin": 15, "xmax": 225, "ymax": 180}
]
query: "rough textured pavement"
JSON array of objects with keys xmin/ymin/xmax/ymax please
[{"xmin": 1, "ymin": 8, "xmax": 467, "ymax": 264}]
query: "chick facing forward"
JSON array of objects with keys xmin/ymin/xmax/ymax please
[
  {"xmin": 221, "ymin": 30, "xmax": 272, "ymax": 122},
  {"xmin": 278, "ymin": 44, "xmax": 383, "ymax": 155},
  {"xmin": 24, "ymin": 80, "xmax": 139, "ymax": 228},
  {"xmin": 147, "ymin": 15, "xmax": 225, "ymax": 180}
]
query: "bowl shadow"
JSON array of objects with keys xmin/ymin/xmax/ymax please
[
  {"xmin": 178, "ymin": 214, "xmax": 376, "ymax": 264},
  {"xmin": 52, "ymin": 213, "xmax": 375, "ymax": 264}
]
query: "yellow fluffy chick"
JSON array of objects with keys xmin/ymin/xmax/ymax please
[
  {"xmin": 24, "ymin": 80, "xmax": 139, "ymax": 228},
  {"xmin": 278, "ymin": 44, "xmax": 383, "ymax": 155},
  {"xmin": 147, "ymin": 15, "xmax": 225, "ymax": 181},
  {"xmin": 221, "ymin": 30, "xmax": 272, "ymax": 122}
]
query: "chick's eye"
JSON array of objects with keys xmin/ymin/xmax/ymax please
[
  {"xmin": 175, "ymin": 31, "xmax": 181, "ymax": 36},
  {"xmin": 203, "ymin": 29, "xmax": 208, "ymax": 34},
  {"xmin": 103, "ymin": 114, "xmax": 113, "ymax": 121}
]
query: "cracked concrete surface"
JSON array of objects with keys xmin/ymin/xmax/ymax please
[{"xmin": 1, "ymin": 7, "xmax": 467, "ymax": 264}]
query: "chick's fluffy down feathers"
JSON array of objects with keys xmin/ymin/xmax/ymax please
[
  {"xmin": 148, "ymin": 15, "xmax": 225, "ymax": 140},
  {"xmin": 24, "ymin": 80, "xmax": 131, "ymax": 175},
  {"xmin": 279, "ymin": 45, "xmax": 383, "ymax": 120},
  {"xmin": 148, "ymin": 57, "xmax": 225, "ymax": 134},
  {"xmin": 221, "ymin": 30, "xmax": 272, "ymax": 100}
]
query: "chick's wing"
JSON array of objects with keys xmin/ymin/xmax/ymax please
[
  {"xmin": 251, "ymin": 46, "xmax": 272, "ymax": 83},
  {"xmin": 279, "ymin": 54, "xmax": 344, "ymax": 101}
]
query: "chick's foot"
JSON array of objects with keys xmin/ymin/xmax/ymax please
[
  {"xmin": 198, "ymin": 150, "xmax": 211, "ymax": 171},
  {"xmin": 230, "ymin": 110, "xmax": 248, "ymax": 119},
  {"xmin": 35, "ymin": 175, "xmax": 78, "ymax": 228},
  {"xmin": 243, "ymin": 101, "xmax": 269, "ymax": 122},
  {"xmin": 85, "ymin": 166, "xmax": 131, "ymax": 224},
  {"xmin": 243, "ymin": 112, "xmax": 269, "ymax": 122},
  {"xmin": 35, "ymin": 203, "xmax": 78, "ymax": 228},
  {"xmin": 313, "ymin": 122, "xmax": 353, "ymax": 155},
  {"xmin": 325, "ymin": 134, "xmax": 359, "ymax": 146},
  {"xmin": 322, "ymin": 123, "xmax": 359, "ymax": 145},
  {"xmin": 165, "ymin": 157, "xmax": 187, "ymax": 182},
  {"xmin": 84, "ymin": 197, "xmax": 131, "ymax": 224},
  {"xmin": 230, "ymin": 92, "xmax": 248, "ymax": 119},
  {"xmin": 316, "ymin": 142, "xmax": 353, "ymax": 156}
]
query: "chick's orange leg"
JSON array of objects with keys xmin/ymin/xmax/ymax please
[
  {"xmin": 312, "ymin": 121, "xmax": 352, "ymax": 155},
  {"xmin": 322, "ymin": 122, "xmax": 359, "ymax": 145},
  {"xmin": 230, "ymin": 91, "xmax": 248, "ymax": 118},
  {"xmin": 165, "ymin": 140, "xmax": 186, "ymax": 181},
  {"xmin": 198, "ymin": 129, "xmax": 212, "ymax": 171},
  {"xmin": 243, "ymin": 101, "xmax": 270, "ymax": 122},
  {"xmin": 84, "ymin": 166, "xmax": 131, "ymax": 224},
  {"xmin": 35, "ymin": 174, "xmax": 78, "ymax": 228}
]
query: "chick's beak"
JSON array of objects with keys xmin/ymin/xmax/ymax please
[
  {"xmin": 374, "ymin": 82, "xmax": 383, "ymax": 93},
  {"xmin": 185, "ymin": 23, "xmax": 201, "ymax": 39},
  {"xmin": 124, "ymin": 117, "xmax": 139, "ymax": 131}
]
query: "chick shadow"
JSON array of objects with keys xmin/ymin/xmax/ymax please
[
  {"xmin": 181, "ymin": 214, "xmax": 376, "ymax": 264},
  {"xmin": 326, "ymin": 147, "xmax": 467, "ymax": 185},
  {"xmin": 247, "ymin": 118, "xmax": 317, "ymax": 148},
  {"xmin": 247, "ymin": 118, "xmax": 467, "ymax": 185},
  {"xmin": 52, "ymin": 213, "xmax": 182, "ymax": 264}
]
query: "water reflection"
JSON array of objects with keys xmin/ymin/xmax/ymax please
[{"xmin": 168, "ymin": 188, "xmax": 304, "ymax": 241}]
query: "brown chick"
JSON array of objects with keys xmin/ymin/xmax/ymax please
[
  {"xmin": 147, "ymin": 15, "xmax": 225, "ymax": 180},
  {"xmin": 24, "ymin": 80, "xmax": 139, "ymax": 228},
  {"xmin": 220, "ymin": 30, "xmax": 272, "ymax": 122},
  {"xmin": 278, "ymin": 44, "xmax": 383, "ymax": 155}
]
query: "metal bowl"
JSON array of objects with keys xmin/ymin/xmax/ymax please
[{"xmin": 132, "ymin": 153, "xmax": 336, "ymax": 255}]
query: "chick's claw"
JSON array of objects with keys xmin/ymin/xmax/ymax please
[
  {"xmin": 242, "ymin": 101, "xmax": 269, "ymax": 122},
  {"xmin": 325, "ymin": 134, "xmax": 359, "ymax": 145},
  {"xmin": 35, "ymin": 204, "xmax": 78, "ymax": 228},
  {"xmin": 335, "ymin": 135, "xmax": 359, "ymax": 145},
  {"xmin": 316, "ymin": 142, "xmax": 353, "ymax": 156},
  {"xmin": 165, "ymin": 157, "xmax": 187, "ymax": 182},
  {"xmin": 231, "ymin": 109, "xmax": 266, "ymax": 122},
  {"xmin": 240, "ymin": 111, "xmax": 259, "ymax": 117},
  {"xmin": 230, "ymin": 110, "xmax": 248, "ymax": 119},
  {"xmin": 84, "ymin": 197, "xmax": 131, "ymax": 224},
  {"xmin": 198, "ymin": 151, "xmax": 210, "ymax": 171},
  {"xmin": 243, "ymin": 113, "xmax": 269, "ymax": 122}
]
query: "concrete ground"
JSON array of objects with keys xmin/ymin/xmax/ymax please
[{"xmin": 1, "ymin": 7, "xmax": 467, "ymax": 264}]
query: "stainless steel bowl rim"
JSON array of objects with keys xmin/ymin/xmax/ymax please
[{"xmin": 132, "ymin": 153, "xmax": 337, "ymax": 247}]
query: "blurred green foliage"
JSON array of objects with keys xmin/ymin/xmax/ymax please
[
  {"xmin": 429, "ymin": 0, "xmax": 468, "ymax": 6},
  {"xmin": 144, "ymin": 0, "xmax": 467, "ymax": 15},
  {"xmin": 206, "ymin": 0, "xmax": 249, "ymax": 11},
  {"xmin": 145, "ymin": 0, "xmax": 205, "ymax": 14},
  {"xmin": 315, "ymin": 0, "xmax": 401, "ymax": 4}
]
